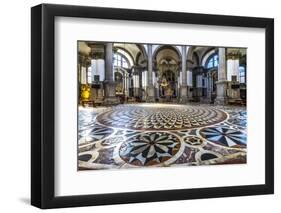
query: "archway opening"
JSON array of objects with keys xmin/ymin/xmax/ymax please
[{"xmin": 153, "ymin": 46, "xmax": 181, "ymax": 102}]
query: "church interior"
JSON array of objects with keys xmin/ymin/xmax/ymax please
[{"xmin": 78, "ymin": 41, "xmax": 247, "ymax": 170}]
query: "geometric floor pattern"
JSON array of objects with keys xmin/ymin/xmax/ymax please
[
  {"xmin": 78, "ymin": 103, "xmax": 247, "ymax": 170},
  {"xmin": 96, "ymin": 104, "xmax": 228, "ymax": 130}
]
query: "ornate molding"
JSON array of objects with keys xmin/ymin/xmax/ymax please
[{"xmin": 227, "ymin": 51, "xmax": 241, "ymax": 60}]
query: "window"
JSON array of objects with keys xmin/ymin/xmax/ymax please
[
  {"xmin": 113, "ymin": 53, "xmax": 129, "ymax": 69},
  {"xmin": 239, "ymin": 66, "xmax": 246, "ymax": 83},
  {"xmin": 206, "ymin": 54, "xmax": 219, "ymax": 69}
]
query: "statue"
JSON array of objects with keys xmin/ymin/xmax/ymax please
[{"xmin": 80, "ymin": 84, "xmax": 91, "ymax": 101}]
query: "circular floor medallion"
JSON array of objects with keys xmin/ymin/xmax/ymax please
[
  {"xmin": 96, "ymin": 104, "xmax": 227, "ymax": 130},
  {"xmin": 200, "ymin": 126, "xmax": 246, "ymax": 148},
  {"xmin": 119, "ymin": 132, "xmax": 181, "ymax": 166}
]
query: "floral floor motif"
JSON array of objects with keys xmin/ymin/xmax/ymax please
[
  {"xmin": 119, "ymin": 132, "xmax": 181, "ymax": 166},
  {"xmin": 199, "ymin": 126, "xmax": 246, "ymax": 148},
  {"xmin": 78, "ymin": 103, "xmax": 247, "ymax": 170}
]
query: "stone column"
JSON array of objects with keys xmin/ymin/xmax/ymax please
[
  {"xmin": 154, "ymin": 73, "xmax": 159, "ymax": 100},
  {"xmin": 128, "ymin": 75, "xmax": 133, "ymax": 97},
  {"xmin": 133, "ymin": 68, "xmax": 140, "ymax": 98},
  {"xmin": 141, "ymin": 70, "xmax": 147, "ymax": 96},
  {"xmin": 180, "ymin": 46, "xmax": 188, "ymax": 103},
  {"xmin": 227, "ymin": 51, "xmax": 241, "ymax": 100},
  {"xmin": 139, "ymin": 70, "xmax": 143, "ymax": 100},
  {"xmin": 196, "ymin": 73, "xmax": 203, "ymax": 101},
  {"xmin": 215, "ymin": 48, "xmax": 228, "ymax": 105},
  {"xmin": 186, "ymin": 69, "xmax": 193, "ymax": 100},
  {"xmin": 177, "ymin": 74, "xmax": 181, "ymax": 100},
  {"xmin": 124, "ymin": 73, "xmax": 127, "ymax": 97},
  {"xmin": 210, "ymin": 75, "xmax": 214, "ymax": 98},
  {"xmin": 104, "ymin": 43, "xmax": 119, "ymax": 104},
  {"xmin": 207, "ymin": 73, "xmax": 212, "ymax": 99},
  {"xmin": 146, "ymin": 44, "xmax": 155, "ymax": 102}
]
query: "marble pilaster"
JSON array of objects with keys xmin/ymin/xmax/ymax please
[
  {"xmin": 104, "ymin": 43, "xmax": 119, "ymax": 104},
  {"xmin": 215, "ymin": 48, "xmax": 228, "ymax": 105},
  {"xmin": 180, "ymin": 46, "xmax": 188, "ymax": 103},
  {"xmin": 146, "ymin": 44, "xmax": 155, "ymax": 102}
]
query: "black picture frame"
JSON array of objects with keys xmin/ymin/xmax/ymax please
[{"xmin": 31, "ymin": 3, "xmax": 274, "ymax": 209}]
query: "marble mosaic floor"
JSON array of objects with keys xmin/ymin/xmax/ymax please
[{"xmin": 78, "ymin": 103, "xmax": 247, "ymax": 170}]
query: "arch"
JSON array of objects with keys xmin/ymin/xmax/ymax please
[
  {"xmin": 113, "ymin": 51, "xmax": 132, "ymax": 69},
  {"xmin": 136, "ymin": 44, "xmax": 148, "ymax": 61},
  {"xmin": 204, "ymin": 52, "xmax": 218, "ymax": 69},
  {"xmin": 114, "ymin": 43, "xmax": 147, "ymax": 66},
  {"xmin": 187, "ymin": 46, "xmax": 196, "ymax": 61},
  {"xmin": 114, "ymin": 47, "xmax": 134, "ymax": 66},
  {"xmin": 152, "ymin": 45, "xmax": 182, "ymax": 62},
  {"xmin": 192, "ymin": 52, "xmax": 200, "ymax": 66},
  {"xmin": 135, "ymin": 49, "xmax": 147, "ymax": 66},
  {"xmin": 135, "ymin": 52, "xmax": 142, "ymax": 65},
  {"xmin": 201, "ymin": 48, "xmax": 217, "ymax": 67}
]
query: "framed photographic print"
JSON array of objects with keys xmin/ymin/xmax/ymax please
[{"xmin": 31, "ymin": 3, "xmax": 274, "ymax": 209}]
